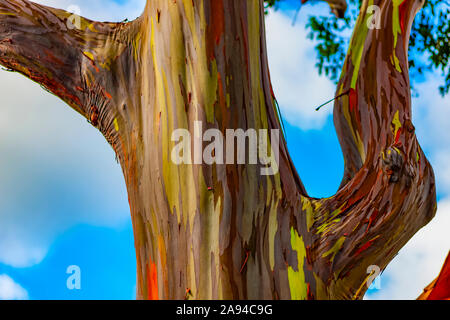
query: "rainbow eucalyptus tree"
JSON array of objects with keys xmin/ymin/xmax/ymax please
[{"xmin": 0, "ymin": 0, "xmax": 437, "ymax": 299}]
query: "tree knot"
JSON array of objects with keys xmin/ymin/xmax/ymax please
[
  {"xmin": 382, "ymin": 146, "xmax": 403, "ymax": 182},
  {"xmin": 381, "ymin": 146, "xmax": 414, "ymax": 185}
]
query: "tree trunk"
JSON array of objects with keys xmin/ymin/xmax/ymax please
[{"xmin": 0, "ymin": 0, "xmax": 437, "ymax": 300}]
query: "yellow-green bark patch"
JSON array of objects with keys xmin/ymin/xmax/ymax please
[{"xmin": 287, "ymin": 227, "xmax": 307, "ymax": 300}]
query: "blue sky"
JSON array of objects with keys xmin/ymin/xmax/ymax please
[{"xmin": 0, "ymin": 0, "xmax": 448, "ymax": 300}]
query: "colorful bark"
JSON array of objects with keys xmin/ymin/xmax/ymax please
[{"xmin": 0, "ymin": 0, "xmax": 437, "ymax": 300}]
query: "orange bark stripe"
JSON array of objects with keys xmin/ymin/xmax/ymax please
[{"xmin": 146, "ymin": 261, "xmax": 159, "ymax": 300}]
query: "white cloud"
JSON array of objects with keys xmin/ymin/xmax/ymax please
[
  {"xmin": 0, "ymin": 274, "xmax": 28, "ymax": 300},
  {"xmin": 0, "ymin": 64, "xmax": 131, "ymax": 267},
  {"xmin": 366, "ymin": 198, "xmax": 450, "ymax": 300},
  {"xmin": 412, "ymin": 77, "xmax": 450, "ymax": 196},
  {"xmin": 0, "ymin": 0, "xmax": 143, "ymax": 267},
  {"xmin": 265, "ymin": 9, "xmax": 335, "ymax": 130}
]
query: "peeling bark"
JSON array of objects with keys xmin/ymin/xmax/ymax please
[{"xmin": 0, "ymin": 0, "xmax": 437, "ymax": 300}]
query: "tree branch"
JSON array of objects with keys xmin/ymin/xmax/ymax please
[
  {"xmin": 305, "ymin": 0, "xmax": 437, "ymax": 299},
  {"xmin": 0, "ymin": 0, "xmax": 132, "ymax": 120}
]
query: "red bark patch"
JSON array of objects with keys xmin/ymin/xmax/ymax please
[
  {"xmin": 354, "ymin": 238, "xmax": 376, "ymax": 257},
  {"xmin": 366, "ymin": 209, "xmax": 380, "ymax": 232},
  {"xmin": 349, "ymin": 87, "xmax": 358, "ymax": 112},
  {"xmin": 394, "ymin": 127, "xmax": 402, "ymax": 144},
  {"xmin": 399, "ymin": 0, "xmax": 409, "ymax": 34},
  {"xmin": 427, "ymin": 253, "xmax": 450, "ymax": 300},
  {"xmin": 103, "ymin": 90, "xmax": 112, "ymax": 100},
  {"xmin": 207, "ymin": 0, "xmax": 225, "ymax": 60}
]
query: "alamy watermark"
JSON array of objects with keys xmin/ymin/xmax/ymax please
[
  {"xmin": 367, "ymin": 5, "xmax": 382, "ymax": 30},
  {"xmin": 66, "ymin": 265, "xmax": 81, "ymax": 290},
  {"xmin": 171, "ymin": 121, "xmax": 280, "ymax": 176},
  {"xmin": 366, "ymin": 265, "xmax": 381, "ymax": 290},
  {"xmin": 66, "ymin": 5, "xmax": 82, "ymax": 30}
]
